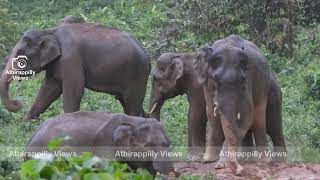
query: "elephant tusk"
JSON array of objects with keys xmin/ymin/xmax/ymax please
[
  {"xmin": 8, "ymin": 76, "xmax": 13, "ymax": 83},
  {"xmin": 213, "ymin": 103, "xmax": 218, "ymax": 117},
  {"xmin": 213, "ymin": 106, "xmax": 217, "ymax": 117},
  {"xmin": 156, "ymin": 172, "xmax": 160, "ymax": 176},
  {"xmin": 237, "ymin": 112, "xmax": 241, "ymax": 120},
  {"xmin": 150, "ymin": 102, "xmax": 158, "ymax": 114}
]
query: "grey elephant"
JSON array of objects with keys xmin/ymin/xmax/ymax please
[
  {"xmin": 148, "ymin": 51, "xmax": 284, "ymax": 162},
  {"xmin": 194, "ymin": 35, "xmax": 286, "ymax": 174},
  {"xmin": 25, "ymin": 111, "xmax": 177, "ymax": 176},
  {"xmin": 149, "ymin": 52, "xmax": 224, "ymax": 160},
  {"xmin": 0, "ymin": 16, "xmax": 150, "ymax": 120}
]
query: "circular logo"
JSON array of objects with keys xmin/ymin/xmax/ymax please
[{"xmin": 17, "ymin": 59, "xmax": 27, "ymax": 69}]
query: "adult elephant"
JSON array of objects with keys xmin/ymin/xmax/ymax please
[
  {"xmin": 0, "ymin": 17, "xmax": 150, "ymax": 120},
  {"xmin": 194, "ymin": 35, "xmax": 286, "ymax": 174},
  {"xmin": 149, "ymin": 52, "xmax": 225, "ymax": 160}
]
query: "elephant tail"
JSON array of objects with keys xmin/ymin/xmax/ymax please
[{"xmin": 266, "ymin": 82, "xmax": 286, "ymax": 153}]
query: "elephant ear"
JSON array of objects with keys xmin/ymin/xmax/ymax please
[
  {"xmin": 112, "ymin": 124, "xmax": 135, "ymax": 146},
  {"xmin": 135, "ymin": 123, "xmax": 153, "ymax": 147},
  {"xmin": 163, "ymin": 56, "xmax": 183, "ymax": 87},
  {"xmin": 193, "ymin": 45, "xmax": 213, "ymax": 85},
  {"xmin": 39, "ymin": 34, "xmax": 61, "ymax": 68}
]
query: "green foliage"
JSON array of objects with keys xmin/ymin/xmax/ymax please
[
  {"xmin": 0, "ymin": 0, "xmax": 17, "ymax": 58},
  {"xmin": 47, "ymin": 136, "xmax": 70, "ymax": 151},
  {"xmin": 20, "ymin": 153, "xmax": 153, "ymax": 180},
  {"xmin": 20, "ymin": 139, "xmax": 153, "ymax": 180}
]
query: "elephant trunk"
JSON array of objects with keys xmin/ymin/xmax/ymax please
[
  {"xmin": 218, "ymin": 96, "xmax": 241, "ymax": 146},
  {"xmin": 0, "ymin": 58, "xmax": 22, "ymax": 112}
]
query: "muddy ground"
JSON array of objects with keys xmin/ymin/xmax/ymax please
[{"xmin": 175, "ymin": 161, "xmax": 320, "ymax": 179}]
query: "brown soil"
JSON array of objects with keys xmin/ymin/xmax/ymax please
[{"xmin": 175, "ymin": 161, "xmax": 320, "ymax": 179}]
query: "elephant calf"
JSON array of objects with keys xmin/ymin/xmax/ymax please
[{"xmin": 25, "ymin": 111, "xmax": 176, "ymax": 176}]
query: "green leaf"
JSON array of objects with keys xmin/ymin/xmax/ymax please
[
  {"xmin": 39, "ymin": 165, "xmax": 59, "ymax": 179},
  {"xmin": 98, "ymin": 173, "xmax": 114, "ymax": 180},
  {"xmin": 83, "ymin": 172, "xmax": 114, "ymax": 180},
  {"xmin": 68, "ymin": 152, "xmax": 93, "ymax": 166},
  {"xmin": 48, "ymin": 136, "xmax": 71, "ymax": 151},
  {"xmin": 20, "ymin": 159, "xmax": 47, "ymax": 179},
  {"xmin": 83, "ymin": 156, "xmax": 101, "ymax": 168}
]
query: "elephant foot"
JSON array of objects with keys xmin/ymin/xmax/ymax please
[
  {"xmin": 233, "ymin": 162, "xmax": 244, "ymax": 176},
  {"xmin": 203, "ymin": 152, "xmax": 219, "ymax": 162},
  {"xmin": 272, "ymin": 148, "xmax": 287, "ymax": 161},
  {"xmin": 215, "ymin": 159, "xmax": 244, "ymax": 176},
  {"xmin": 187, "ymin": 154, "xmax": 202, "ymax": 162},
  {"xmin": 214, "ymin": 158, "xmax": 226, "ymax": 169}
]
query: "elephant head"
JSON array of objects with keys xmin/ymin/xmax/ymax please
[
  {"xmin": 112, "ymin": 119, "xmax": 176, "ymax": 175},
  {"xmin": 0, "ymin": 29, "xmax": 61, "ymax": 112},
  {"xmin": 149, "ymin": 53, "xmax": 184, "ymax": 120},
  {"xmin": 194, "ymin": 45, "xmax": 251, "ymax": 137}
]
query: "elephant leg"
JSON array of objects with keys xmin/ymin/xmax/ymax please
[
  {"xmin": 122, "ymin": 87, "xmax": 146, "ymax": 117},
  {"xmin": 242, "ymin": 130, "xmax": 253, "ymax": 146},
  {"xmin": 116, "ymin": 94, "xmax": 126, "ymax": 110},
  {"xmin": 266, "ymin": 85, "xmax": 286, "ymax": 159},
  {"xmin": 187, "ymin": 102, "xmax": 206, "ymax": 160},
  {"xmin": 240, "ymin": 130, "xmax": 254, "ymax": 161},
  {"xmin": 203, "ymin": 86, "xmax": 224, "ymax": 162},
  {"xmin": 62, "ymin": 73, "xmax": 85, "ymax": 113},
  {"xmin": 24, "ymin": 77, "xmax": 62, "ymax": 121},
  {"xmin": 253, "ymin": 101, "xmax": 268, "ymax": 161}
]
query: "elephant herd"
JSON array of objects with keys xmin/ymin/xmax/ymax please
[{"xmin": 0, "ymin": 16, "xmax": 286, "ymax": 176}]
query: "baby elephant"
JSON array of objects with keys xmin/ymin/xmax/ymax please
[{"xmin": 25, "ymin": 111, "xmax": 176, "ymax": 176}]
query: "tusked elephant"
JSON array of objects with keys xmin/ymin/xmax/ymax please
[
  {"xmin": 0, "ymin": 16, "xmax": 150, "ymax": 120},
  {"xmin": 25, "ymin": 111, "xmax": 177, "ymax": 176},
  {"xmin": 148, "ymin": 51, "xmax": 284, "ymax": 162},
  {"xmin": 148, "ymin": 52, "xmax": 224, "ymax": 160},
  {"xmin": 194, "ymin": 35, "xmax": 286, "ymax": 174}
]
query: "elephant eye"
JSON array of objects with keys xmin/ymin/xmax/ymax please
[
  {"xmin": 161, "ymin": 141, "xmax": 169, "ymax": 147},
  {"xmin": 152, "ymin": 69, "xmax": 163, "ymax": 80},
  {"xmin": 25, "ymin": 49, "xmax": 34, "ymax": 55},
  {"xmin": 22, "ymin": 36, "xmax": 33, "ymax": 44},
  {"xmin": 146, "ymin": 142, "xmax": 156, "ymax": 147},
  {"xmin": 209, "ymin": 55, "xmax": 222, "ymax": 69},
  {"xmin": 239, "ymin": 58, "xmax": 248, "ymax": 70}
]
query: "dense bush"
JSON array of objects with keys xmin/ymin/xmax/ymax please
[
  {"xmin": 18, "ymin": 138, "xmax": 152, "ymax": 180},
  {"xmin": 20, "ymin": 153, "xmax": 153, "ymax": 180}
]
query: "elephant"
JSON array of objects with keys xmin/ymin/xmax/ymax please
[
  {"xmin": 25, "ymin": 111, "xmax": 177, "ymax": 176},
  {"xmin": 148, "ymin": 52, "xmax": 224, "ymax": 160},
  {"xmin": 0, "ymin": 16, "xmax": 150, "ymax": 120},
  {"xmin": 194, "ymin": 35, "xmax": 286, "ymax": 174},
  {"xmin": 148, "ymin": 51, "xmax": 283, "ymax": 162}
]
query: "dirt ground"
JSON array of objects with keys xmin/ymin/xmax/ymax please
[{"xmin": 175, "ymin": 161, "xmax": 320, "ymax": 179}]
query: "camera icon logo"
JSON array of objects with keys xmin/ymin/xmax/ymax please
[{"xmin": 12, "ymin": 55, "xmax": 28, "ymax": 71}]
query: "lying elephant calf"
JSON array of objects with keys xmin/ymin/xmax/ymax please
[{"xmin": 25, "ymin": 111, "xmax": 176, "ymax": 176}]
